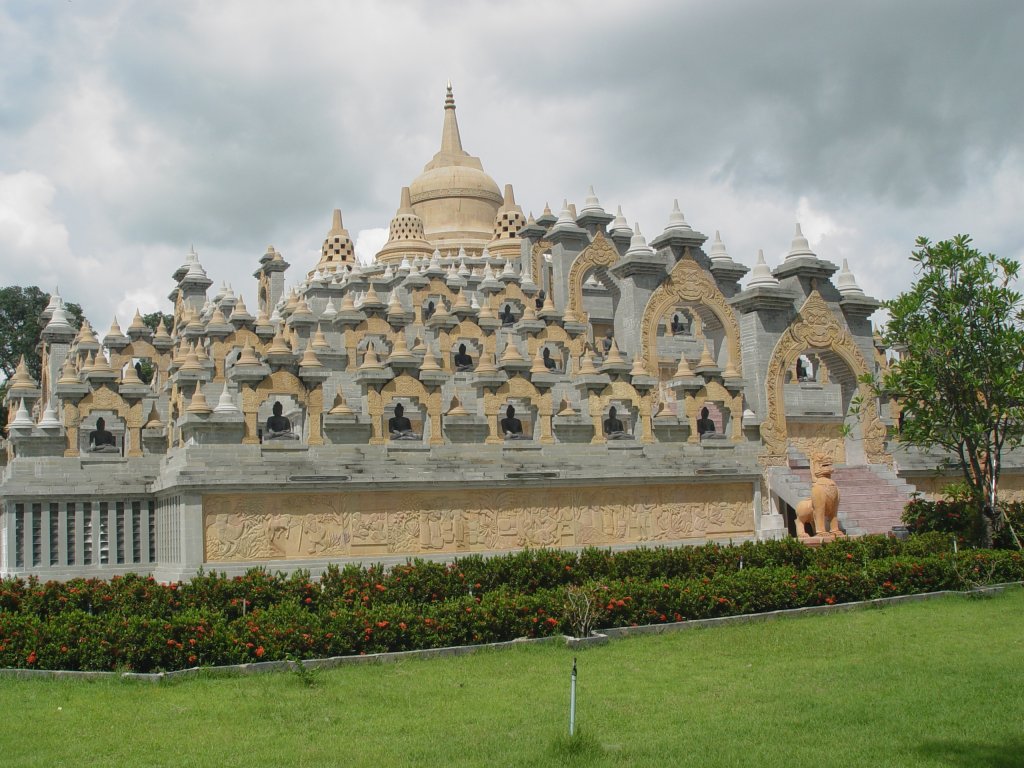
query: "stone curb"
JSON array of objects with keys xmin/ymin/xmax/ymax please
[{"xmin": 1, "ymin": 581, "xmax": 1019, "ymax": 683}]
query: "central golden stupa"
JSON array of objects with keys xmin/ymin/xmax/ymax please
[{"xmin": 375, "ymin": 83, "xmax": 523, "ymax": 264}]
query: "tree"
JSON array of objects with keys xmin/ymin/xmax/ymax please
[
  {"xmin": 879, "ymin": 235, "xmax": 1024, "ymax": 547},
  {"xmin": 0, "ymin": 286, "xmax": 84, "ymax": 381},
  {"xmin": 141, "ymin": 311, "xmax": 174, "ymax": 334}
]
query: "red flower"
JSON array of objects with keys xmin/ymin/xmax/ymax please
[
  {"xmin": 304, "ymin": 597, "xmax": 312, "ymax": 604},
  {"xmin": 376, "ymin": 621, "xmax": 389, "ymax": 629},
  {"xmin": 398, "ymin": 622, "xmax": 407, "ymax": 631},
  {"xmin": 255, "ymin": 646, "xmax": 265, "ymax": 658},
  {"xmin": 26, "ymin": 651, "xmax": 37, "ymax": 665}
]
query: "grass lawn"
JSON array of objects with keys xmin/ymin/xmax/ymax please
[{"xmin": 2, "ymin": 589, "xmax": 1023, "ymax": 768}]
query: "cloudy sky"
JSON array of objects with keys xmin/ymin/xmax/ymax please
[{"xmin": 1, "ymin": 0, "xmax": 1021, "ymax": 330}]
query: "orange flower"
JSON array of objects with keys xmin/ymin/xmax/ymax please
[{"xmin": 255, "ymin": 646, "xmax": 265, "ymax": 658}]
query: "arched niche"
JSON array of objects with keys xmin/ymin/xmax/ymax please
[
  {"xmin": 640, "ymin": 254, "xmax": 742, "ymax": 379},
  {"xmin": 439, "ymin": 319, "xmax": 493, "ymax": 372},
  {"xmin": 112, "ymin": 340, "xmax": 168, "ymax": 385},
  {"xmin": 483, "ymin": 374, "xmax": 552, "ymax": 445},
  {"xmin": 241, "ymin": 370, "xmax": 323, "ymax": 446},
  {"xmin": 680, "ymin": 380, "xmax": 743, "ymax": 444},
  {"xmin": 761, "ymin": 291, "xmax": 888, "ymax": 466},
  {"xmin": 369, "ymin": 373, "xmax": 442, "ymax": 446},
  {"xmin": 73, "ymin": 384, "xmax": 143, "ymax": 457},
  {"xmin": 589, "ymin": 380, "xmax": 653, "ymax": 445},
  {"xmin": 345, "ymin": 316, "xmax": 394, "ymax": 371},
  {"xmin": 565, "ymin": 232, "xmax": 620, "ymax": 323},
  {"xmin": 211, "ymin": 328, "xmax": 262, "ymax": 382}
]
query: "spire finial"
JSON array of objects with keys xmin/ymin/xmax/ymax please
[{"xmin": 439, "ymin": 81, "xmax": 463, "ymax": 154}]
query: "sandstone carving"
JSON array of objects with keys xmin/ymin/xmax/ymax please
[{"xmin": 795, "ymin": 452, "xmax": 843, "ymax": 540}]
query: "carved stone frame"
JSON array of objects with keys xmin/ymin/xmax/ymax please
[
  {"xmin": 760, "ymin": 291, "xmax": 888, "ymax": 465},
  {"xmin": 640, "ymin": 255, "xmax": 742, "ymax": 377}
]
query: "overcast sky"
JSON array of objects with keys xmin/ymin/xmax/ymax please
[{"xmin": 1, "ymin": 0, "xmax": 1022, "ymax": 330}]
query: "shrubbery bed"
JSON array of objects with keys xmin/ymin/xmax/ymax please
[{"xmin": 1, "ymin": 533, "xmax": 1020, "ymax": 672}]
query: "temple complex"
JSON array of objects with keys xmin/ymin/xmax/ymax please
[{"xmin": 1, "ymin": 85, "xmax": 936, "ymax": 581}]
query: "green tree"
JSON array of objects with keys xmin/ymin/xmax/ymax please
[
  {"xmin": 0, "ymin": 286, "xmax": 83, "ymax": 435},
  {"xmin": 141, "ymin": 311, "xmax": 174, "ymax": 334},
  {"xmin": 0, "ymin": 286, "xmax": 83, "ymax": 381},
  {"xmin": 879, "ymin": 235, "xmax": 1024, "ymax": 547}
]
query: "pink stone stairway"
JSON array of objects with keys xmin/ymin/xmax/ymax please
[{"xmin": 792, "ymin": 465, "xmax": 916, "ymax": 536}]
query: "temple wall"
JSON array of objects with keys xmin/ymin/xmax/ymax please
[{"xmin": 202, "ymin": 482, "xmax": 756, "ymax": 564}]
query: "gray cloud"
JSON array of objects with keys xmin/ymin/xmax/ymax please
[{"xmin": 0, "ymin": 0, "xmax": 1021, "ymax": 327}]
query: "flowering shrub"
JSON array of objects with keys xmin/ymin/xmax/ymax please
[
  {"xmin": 0, "ymin": 536, "xmax": 1019, "ymax": 672},
  {"xmin": 903, "ymin": 494, "xmax": 1024, "ymax": 549}
]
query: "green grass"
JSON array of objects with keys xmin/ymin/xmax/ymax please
[{"xmin": 2, "ymin": 589, "xmax": 1023, "ymax": 767}]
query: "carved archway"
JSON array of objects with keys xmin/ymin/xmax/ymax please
[
  {"xmin": 73, "ymin": 384, "xmax": 143, "ymax": 457},
  {"xmin": 370, "ymin": 373, "xmax": 442, "ymax": 446},
  {"xmin": 590, "ymin": 379, "xmax": 653, "ymax": 445},
  {"xmin": 241, "ymin": 370, "xmax": 321, "ymax": 445},
  {"xmin": 531, "ymin": 239, "xmax": 552, "ymax": 289},
  {"xmin": 439, "ymin": 319, "xmax": 495, "ymax": 372},
  {"xmin": 680, "ymin": 381, "xmax": 743, "ymax": 444},
  {"xmin": 761, "ymin": 291, "xmax": 888, "ymax": 465},
  {"xmin": 565, "ymin": 232, "xmax": 619, "ymax": 323},
  {"xmin": 484, "ymin": 374, "xmax": 552, "ymax": 444},
  {"xmin": 640, "ymin": 254, "xmax": 742, "ymax": 377}
]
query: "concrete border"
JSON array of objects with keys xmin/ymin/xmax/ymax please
[{"xmin": 1, "ymin": 581, "xmax": 1019, "ymax": 683}]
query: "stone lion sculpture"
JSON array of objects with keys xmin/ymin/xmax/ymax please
[{"xmin": 795, "ymin": 452, "xmax": 843, "ymax": 540}]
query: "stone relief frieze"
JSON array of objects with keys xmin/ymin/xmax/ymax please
[{"xmin": 203, "ymin": 482, "xmax": 754, "ymax": 562}]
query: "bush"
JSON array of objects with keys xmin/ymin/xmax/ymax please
[{"xmin": 1, "ymin": 538, "xmax": 1021, "ymax": 672}]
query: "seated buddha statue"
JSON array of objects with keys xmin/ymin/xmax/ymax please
[
  {"xmin": 388, "ymin": 403, "xmax": 420, "ymax": 440},
  {"xmin": 501, "ymin": 405, "xmax": 528, "ymax": 440},
  {"xmin": 89, "ymin": 417, "xmax": 119, "ymax": 453},
  {"xmin": 454, "ymin": 343, "xmax": 474, "ymax": 372},
  {"xmin": 603, "ymin": 406, "xmax": 633, "ymax": 440},
  {"xmin": 265, "ymin": 401, "xmax": 299, "ymax": 440}
]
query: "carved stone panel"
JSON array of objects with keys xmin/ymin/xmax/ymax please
[{"xmin": 202, "ymin": 482, "xmax": 755, "ymax": 562}]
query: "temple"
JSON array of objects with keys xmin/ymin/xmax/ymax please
[{"xmin": 0, "ymin": 85, "xmax": 950, "ymax": 581}]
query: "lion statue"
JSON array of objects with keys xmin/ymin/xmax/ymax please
[{"xmin": 795, "ymin": 452, "xmax": 843, "ymax": 540}]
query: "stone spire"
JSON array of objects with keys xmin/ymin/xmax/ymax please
[
  {"xmin": 786, "ymin": 223, "xmax": 816, "ymax": 261},
  {"xmin": 440, "ymin": 80, "xmax": 464, "ymax": 157},
  {"xmin": 377, "ymin": 187, "xmax": 434, "ymax": 265},
  {"xmin": 746, "ymin": 249, "xmax": 780, "ymax": 288},
  {"xmin": 314, "ymin": 209, "xmax": 355, "ymax": 274},
  {"xmin": 836, "ymin": 258, "xmax": 865, "ymax": 296}
]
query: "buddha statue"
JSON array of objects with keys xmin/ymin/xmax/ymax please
[
  {"xmin": 88, "ymin": 417, "xmax": 119, "ymax": 453},
  {"xmin": 501, "ymin": 404, "xmax": 527, "ymax": 440},
  {"xmin": 671, "ymin": 314, "xmax": 684, "ymax": 335},
  {"xmin": 388, "ymin": 403, "xmax": 420, "ymax": 440},
  {"xmin": 454, "ymin": 343, "xmax": 474, "ymax": 372},
  {"xmin": 796, "ymin": 357, "xmax": 810, "ymax": 382},
  {"xmin": 603, "ymin": 406, "xmax": 633, "ymax": 440},
  {"xmin": 265, "ymin": 401, "xmax": 299, "ymax": 440},
  {"xmin": 500, "ymin": 304, "xmax": 515, "ymax": 326},
  {"xmin": 542, "ymin": 347, "xmax": 557, "ymax": 371},
  {"xmin": 535, "ymin": 290, "xmax": 545, "ymax": 311},
  {"xmin": 601, "ymin": 331, "xmax": 614, "ymax": 355},
  {"xmin": 697, "ymin": 406, "xmax": 716, "ymax": 437},
  {"xmin": 423, "ymin": 301, "xmax": 435, "ymax": 321}
]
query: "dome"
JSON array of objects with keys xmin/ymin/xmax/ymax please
[{"xmin": 406, "ymin": 84, "xmax": 502, "ymax": 253}]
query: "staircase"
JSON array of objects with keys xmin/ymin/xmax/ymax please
[{"xmin": 770, "ymin": 463, "xmax": 916, "ymax": 537}]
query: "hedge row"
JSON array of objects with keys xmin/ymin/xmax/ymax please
[
  {"xmin": 0, "ymin": 543, "xmax": 1019, "ymax": 673},
  {"xmin": 0, "ymin": 533, "xmax": 956, "ymax": 620}
]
